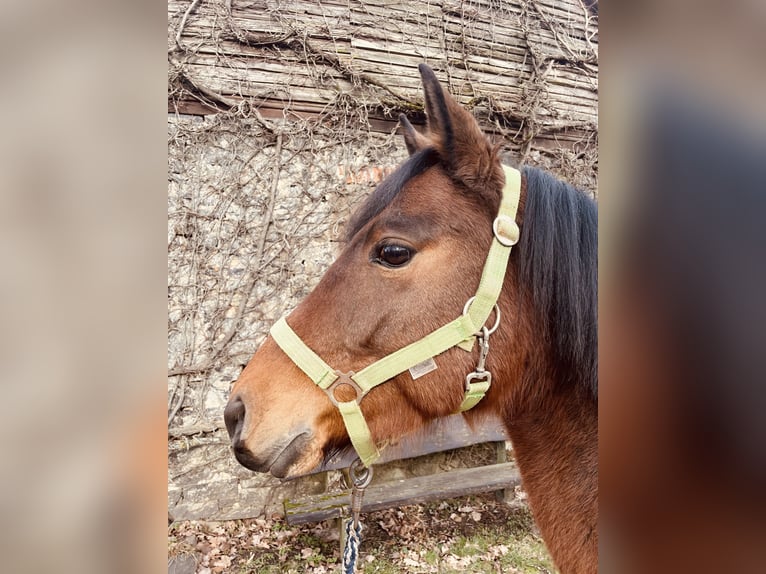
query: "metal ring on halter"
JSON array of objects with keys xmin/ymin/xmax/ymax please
[
  {"xmin": 349, "ymin": 458, "xmax": 373, "ymax": 488},
  {"xmin": 462, "ymin": 296, "xmax": 501, "ymax": 335},
  {"xmin": 325, "ymin": 370, "xmax": 365, "ymax": 407}
]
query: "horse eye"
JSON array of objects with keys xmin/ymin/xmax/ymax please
[{"xmin": 377, "ymin": 244, "xmax": 412, "ymax": 267}]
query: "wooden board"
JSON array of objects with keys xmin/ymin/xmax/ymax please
[
  {"xmin": 168, "ymin": 0, "xmax": 598, "ymax": 145},
  {"xmin": 285, "ymin": 461, "xmax": 520, "ymax": 524},
  {"xmin": 306, "ymin": 413, "xmax": 509, "ymax": 474}
]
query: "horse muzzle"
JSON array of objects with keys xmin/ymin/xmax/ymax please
[{"xmin": 224, "ymin": 393, "xmax": 314, "ymax": 477}]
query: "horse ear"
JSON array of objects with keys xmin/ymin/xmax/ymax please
[
  {"xmin": 417, "ymin": 64, "xmax": 504, "ymax": 196},
  {"xmin": 398, "ymin": 114, "xmax": 431, "ymax": 155}
]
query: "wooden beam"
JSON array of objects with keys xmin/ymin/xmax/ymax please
[
  {"xmin": 310, "ymin": 414, "xmax": 508, "ymax": 473},
  {"xmin": 167, "ymin": 98, "xmax": 593, "ymax": 154},
  {"xmin": 284, "ymin": 461, "xmax": 521, "ymax": 525}
]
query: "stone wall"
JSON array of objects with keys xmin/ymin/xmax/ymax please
[{"xmin": 168, "ymin": 117, "xmax": 409, "ymax": 518}]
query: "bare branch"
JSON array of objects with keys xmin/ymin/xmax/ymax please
[{"xmin": 174, "ymin": 0, "xmax": 203, "ymax": 52}]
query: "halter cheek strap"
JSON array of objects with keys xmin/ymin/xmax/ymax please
[{"xmin": 269, "ymin": 165, "xmax": 521, "ymax": 467}]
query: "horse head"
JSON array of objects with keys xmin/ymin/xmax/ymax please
[{"xmin": 224, "ymin": 65, "xmax": 527, "ymax": 478}]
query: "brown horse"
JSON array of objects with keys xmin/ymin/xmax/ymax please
[{"xmin": 225, "ymin": 65, "xmax": 597, "ymax": 573}]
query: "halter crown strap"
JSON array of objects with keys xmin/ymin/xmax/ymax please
[{"xmin": 269, "ymin": 165, "xmax": 521, "ymax": 467}]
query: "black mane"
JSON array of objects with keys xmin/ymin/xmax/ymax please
[
  {"xmin": 344, "ymin": 155, "xmax": 598, "ymax": 398},
  {"xmin": 519, "ymin": 167, "xmax": 598, "ymax": 398}
]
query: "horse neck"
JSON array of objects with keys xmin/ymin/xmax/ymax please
[{"xmin": 502, "ymin": 369, "xmax": 598, "ymax": 573}]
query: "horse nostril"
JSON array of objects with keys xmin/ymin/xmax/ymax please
[{"xmin": 224, "ymin": 395, "xmax": 246, "ymax": 441}]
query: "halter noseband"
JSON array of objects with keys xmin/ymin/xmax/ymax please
[{"xmin": 269, "ymin": 165, "xmax": 521, "ymax": 466}]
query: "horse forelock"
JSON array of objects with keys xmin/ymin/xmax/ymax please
[
  {"xmin": 345, "ymin": 147, "xmax": 439, "ymax": 241},
  {"xmin": 519, "ymin": 167, "xmax": 598, "ymax": 399}
]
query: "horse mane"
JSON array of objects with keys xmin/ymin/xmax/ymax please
[
  {"xmin": 519, "ymin": 167, "xmax": 598, "ymax": 398},
  {"xmin": 344, "ymin": 152, "xmax": 598, "ymax": 398}
]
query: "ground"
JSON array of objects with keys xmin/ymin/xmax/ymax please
[{"xmin": 168, "ymin": 493, "xmax": 555, "ymax": 573}]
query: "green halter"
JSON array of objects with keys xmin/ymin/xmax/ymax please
[{"xmin": 269, "ymin": 165, "xmax": 521, "ymax": 466}]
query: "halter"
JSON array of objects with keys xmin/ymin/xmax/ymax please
[{"xmin": 269, "ymin": 165, "xmax": 521, "ymax": 467}]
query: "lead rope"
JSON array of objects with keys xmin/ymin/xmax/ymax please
[{"xmin": 342, "ymin": 460, "xmax": 373, "ymax": 574}]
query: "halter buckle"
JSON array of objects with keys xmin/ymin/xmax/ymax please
[
  {"xmin": 493, "ymin": 214, "xmax": 520, "ymax": 246},
  {"xmin": 326, "ymin": 370, "xmax": 364, "ymax": 407}
]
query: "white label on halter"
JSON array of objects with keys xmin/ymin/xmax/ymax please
[{"xmin": 409, "ymin": 357, "xmax": 437, "ymax": 380}]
